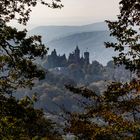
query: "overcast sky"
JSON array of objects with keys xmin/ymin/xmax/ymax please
[{"xmin": 10, "ymin": 0, "xmax": 121, "ymax": 29}]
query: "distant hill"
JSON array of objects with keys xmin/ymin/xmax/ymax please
[
  {"xmin": 47, "ymin": 31, "xmax": 116, "ymax": 64},
  {"xmin": 29, "ymin": 22, "xmax": 116, "ymax": 65},
  {"xmin": 29, "ymin": 22, "xmax": 108, "ymax": 42}
]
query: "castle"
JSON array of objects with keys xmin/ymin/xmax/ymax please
[{"xmin": 45, "ymin": 46, "xmax": 90, "ymax": 68}]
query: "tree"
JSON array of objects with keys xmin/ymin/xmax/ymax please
[
  {"xmin": 65, "ymin": 0, "xmax": 140, "ymax": 139},
  {"xmin": 0, "ymin": 0, "xmax": 63, "ymax": 96},
  {"xmin": 0, "ymin": 0, "xmax": 63, "ymax": 139},
  {"xmin": 0, "ymin": 95, "xmax": 62, "ymax": 140},
  {"xmin": 105, "ymin": 0, "xmax": 140, "ymax": 74},
  {"xmin": 0, "ymin": 0, "xmax": 63, "ymax": 25}
]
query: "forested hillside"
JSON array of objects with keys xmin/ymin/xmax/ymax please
[
  {"xmin": 29, "ymin": 22, "xmax": 116, "ymax": 64},
  {"xmin": 1, "ymin": 0, "xmax": 140, "ymax": 139},
  {"xmin": 14, "ymin": 48, "xmax": 131, "ymax": 125}
]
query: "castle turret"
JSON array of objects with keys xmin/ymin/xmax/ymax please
[
  {"xmin": 84, "ymin": 51, "xmax": 89, "ymax": 64},
  {"xmin": 51, "ymin": 49, "xmax": 57, "ymax": 56},
  {"xmin": 80, "ymin": 55, "xmax": 85, "ymax": 66},
  {"xmin": 74, "ymin": 46, "xmax": 80, "ymax": 64},
  {"xmin": 75, "ymin": 46, "xmax": 80, "ymax": 58}
]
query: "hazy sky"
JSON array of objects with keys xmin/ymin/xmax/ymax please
[{"xmin": 10, "ymin": 0, "xmax": 121, "ymax": 29}]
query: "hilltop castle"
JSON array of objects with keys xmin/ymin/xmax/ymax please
[{"xmin": 45, "ymin": 46, "xmax": 90, "ymax": 68}]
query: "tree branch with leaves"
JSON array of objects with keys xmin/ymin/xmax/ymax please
[
  {"xmin": 0, "ymin": 0, "xmax": 63, "ymax": 139},
  {"xmin": 65, "ymin": 0, "xmax": 140, "ymax": 139}
]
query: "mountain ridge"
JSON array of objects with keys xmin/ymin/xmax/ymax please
[
  {"xmin": 28, "ymin": 22, "xmax": 108, "ymax": 42},
  {"xmin": 29, "ymin": 22, "xmax": 116, "ymax": 65},
  {"xmin": 47, "ymin": 30, "xmax": 116, "ymax": 65}
]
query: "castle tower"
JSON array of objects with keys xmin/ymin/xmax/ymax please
[
  {"xmin": 74, "ymin": 45, "xmax": 80, "ymax": 64},
  {"xmin": 80, "ymin": 55, "xmax": 85, "ymax": 66},
  {"xmin": 75, "ymin": 46, "xmax": 80, "ymax": 58},
  {"xmin": 51, "ymin": 49, "xmax": 57, "ymax": 56},
  {"xmin": 84, "ymin": 51, "xmax": 89, "ymax": 64}
]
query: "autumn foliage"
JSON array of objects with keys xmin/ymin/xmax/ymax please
[{"xmin": 66, "ymin": 0, "xmax": 140, "ymax": 139}]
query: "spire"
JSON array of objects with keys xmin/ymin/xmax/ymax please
[
  {"xmin": 75, "ymin": 45, "xmax": 80, "ymax": 55},
  {"xmin": 76, "ymin": 45, "xmax": 80, "ymax": 51},
  {"xmin": 86, "ymin": 48, "xmax": 88, "ymax": 52},
  {"xmin": 51, "ymin": 49, "xmax": 57, "ymax": 56},
  {"xmin": 84, "ymin": 49, "xmax": 89, "ymax": 64}
]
